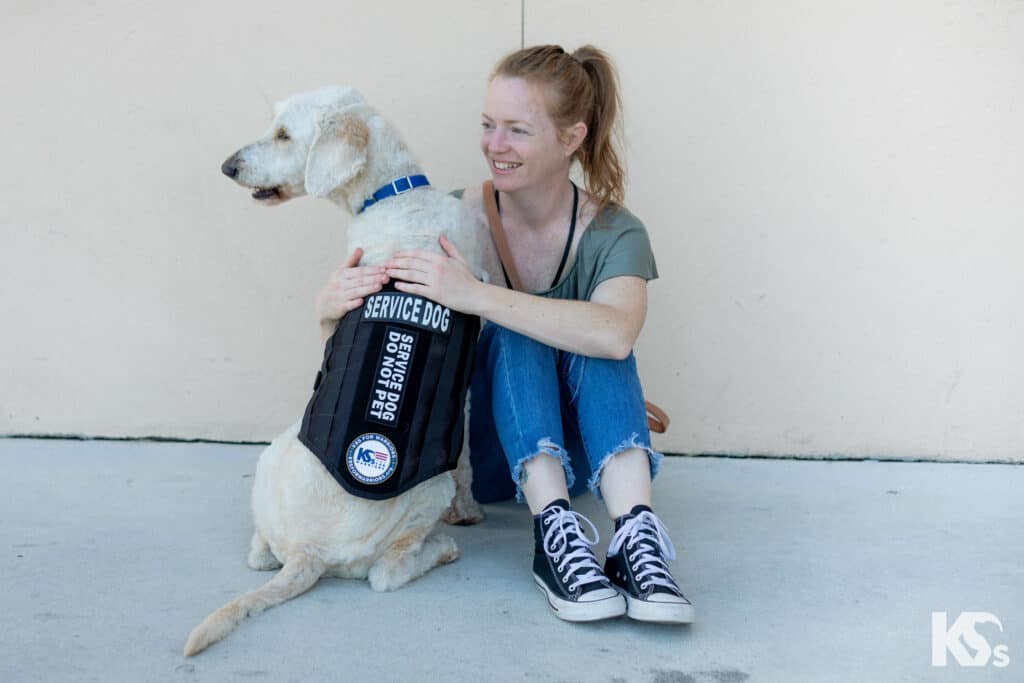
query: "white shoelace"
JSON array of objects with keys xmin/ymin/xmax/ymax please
[
  {"xmin": 541, "ymin": 507, "xmax": 608, "ymax": 594},
  {"xmin": 607, "ymin": 510, "xmax": 680, "ymax": 593}
]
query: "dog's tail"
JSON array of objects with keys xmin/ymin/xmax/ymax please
[{"xmin": 183, "ymin": 550, "xmax": 326, "ymax": 656}]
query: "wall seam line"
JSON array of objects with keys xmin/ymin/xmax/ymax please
[
  {"xmin": 0, "ymin": 434, "xmax": 1020, "ymax": 466},
  {"xmin": 521, "ymin": 0, "xmax": 525, "ymax": 48}
]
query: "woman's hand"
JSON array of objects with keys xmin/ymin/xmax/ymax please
[
  {"xmin": 315, "ymin": 247, "xmax": 389, "ymax": 338},
  {"xmin": 384, "ymin": 235, "xmax": 483, "ymax": 313}
]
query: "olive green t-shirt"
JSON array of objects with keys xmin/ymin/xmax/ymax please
[{"xmin": 452, "ymin": 190, "xmax": 659, "ymax": 302}]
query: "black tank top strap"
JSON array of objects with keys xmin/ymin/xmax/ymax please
[
  {"xmin": 551, "ymin": 182, "xmax": 578, "ymax": 288},
  {"xmin": 494, "ymin": 189, "xmax": 513, "ymax": 289}
]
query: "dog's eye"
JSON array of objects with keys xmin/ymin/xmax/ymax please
[{"xmin": 275, "ymin": 128, "xmax": 291, "ymax": 141}]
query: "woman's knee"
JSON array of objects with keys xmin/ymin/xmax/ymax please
[
  {"xmin": 563, "ymin": 349, "xmax": 640, "ymax": 391},
  {"xmin": 488, "ymin": 324, "xmax": 557, "ymax": 360},
  {"xmin": 483, "ymin": 325, "xmax": 563, "ymax": 408}
]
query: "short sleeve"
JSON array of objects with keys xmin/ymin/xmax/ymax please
[{"xmin": 587, "ymin": 213, "xmax": 659, "ymax": 297}]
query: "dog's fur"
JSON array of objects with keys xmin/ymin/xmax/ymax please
[{"xmin": 184, "ymin": 87, "xmax": 488, "ymax": 657}]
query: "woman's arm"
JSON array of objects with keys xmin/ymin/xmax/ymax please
[
  {"xmin": 315, "ymin": 247, "xmax": 390, "ymax": 345},
  {"xmin": 384, "ymin": 235, "xmax": 647, "ymax": 360},
  {"xmin": 473, "ymin": 276, "xmax": 647, "ymax": 360}
]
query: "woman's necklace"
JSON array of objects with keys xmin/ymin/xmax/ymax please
[{"xmin": 494, "ymin": 182, "xmax": 579, "ymax": 289}]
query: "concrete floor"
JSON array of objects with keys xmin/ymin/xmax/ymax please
[{"xmin": 1, "ymin": 437, "xmax": 1020, "ymax": 683}]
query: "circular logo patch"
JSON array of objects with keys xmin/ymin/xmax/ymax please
[{"xmin": 346, "ymin": 433, "xmax": 398, "ymax": 485}]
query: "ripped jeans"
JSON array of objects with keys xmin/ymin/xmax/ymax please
[{"xmin": 468, "ymin": 322, "xmax": 663, "ymax": 504}]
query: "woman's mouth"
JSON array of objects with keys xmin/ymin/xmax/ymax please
[{"xmin": 492, "ymin": 160, "xmax": 522, "ymax": 172}]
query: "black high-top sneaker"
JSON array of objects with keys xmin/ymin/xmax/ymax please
[
  {"xmin": 605, "ymin": 505, "xmax": 694, "ymax": 623},
  {"xmin": 532, "ymin": 499, "xmax": 626, "ymax": 622}
]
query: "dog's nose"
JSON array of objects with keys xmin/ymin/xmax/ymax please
[{"xmin": 221, "ymin": 158, "xmax": 240, "ymax": 178}]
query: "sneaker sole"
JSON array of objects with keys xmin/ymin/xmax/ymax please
[
  {"xmin": 532, "ymin": 574, "xmax": 627, "ymax": 622},
  {"xmin": 622, "ymin": 593, "xmax": 695, "ymax": 624}
]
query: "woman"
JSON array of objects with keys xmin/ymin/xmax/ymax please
[{"xmin": 315, "ymin": 45, "xmax": 693, "ymax": 624}]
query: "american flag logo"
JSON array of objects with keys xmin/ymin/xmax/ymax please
[
  {"xmin": 347, "ymin": 433, "xmax": 399, "ymax": 485},
  {"xmin": 356, "ymin": 447, "xmax": 390, "ymax": 469}
]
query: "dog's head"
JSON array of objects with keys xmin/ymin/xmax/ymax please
[{"xmin": 220, "ymin": 86, "xmax": 374, "ymax": 206}]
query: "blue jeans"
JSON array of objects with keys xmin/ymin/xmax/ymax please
[{"xmin": 468, "ymin": 323, "xmax": 663, "ymax": 504}]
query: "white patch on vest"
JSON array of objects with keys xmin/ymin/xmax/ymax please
[
  {"xmin": 363, "ymin": 292, "xmax": 451, "ymax": 334},
  {"xmin": 346, "ymin": 433, "xmax": 399, "ymax": 485},
  {"xmin": 367, "ymin": 328, "xmax": 416, "ymax": 426}
]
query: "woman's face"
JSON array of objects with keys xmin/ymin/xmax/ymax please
[{"xmin": 480, "ymin": 76, "xmax": 576, "ymax": 193}]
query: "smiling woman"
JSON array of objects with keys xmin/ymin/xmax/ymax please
[
  {"xmin": 317, "ymin": 45, "xmax": 691, "ymax": 626},
  {"xmin": 334, "ymin": 44, "xmax": 694, "ymax": 626}
]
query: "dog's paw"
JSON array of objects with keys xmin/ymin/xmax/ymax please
[
  {"xmin": 433, "ymin": 534, "xmax": 459, "ymax": 565},
  {"xmin": 367, "ymin": 563, "xmax": 398, "ymax": 592},
  {"xmin": 247, "ymin": 549, "xmax": 283, "ymax": 571},
  {"xmin": 367, "ymin": 534, "xmax": 460, "ymax": 592},
  {"xmin": 247, "ymin": 531, "xmax": 283, "ymax": 571},
  {"xmin": 442, "ymin": 496, "xmax": 484, "ymax": 526}
]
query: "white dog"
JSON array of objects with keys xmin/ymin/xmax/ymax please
[{"xmin": 184, "ymin": 86, "xmax": 489, "ymax": 657}]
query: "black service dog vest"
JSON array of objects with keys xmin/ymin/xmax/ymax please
[{"xmin": 298, "ymin": 282, "xmax": 479, "ymax": 500}]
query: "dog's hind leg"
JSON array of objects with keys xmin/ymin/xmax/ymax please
[
  {"xmin": 367, "ymin": 531, "xmax": 458, "ymax": 592},
  {"xmin": 247, "ymin": 530, "xmax": 282, "ymax": 571},
  {"xmin": 184, "ymin": 549, "xmax": 325, "ymax": 656}
]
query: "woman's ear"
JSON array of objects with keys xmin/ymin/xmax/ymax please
[
  {"xmin": 305, "ymin": 109, "xmax": 370, "ymax": 198},
  {"xmin": 561, "ymin": 121, "xmax": 588, "ymax": 157}
]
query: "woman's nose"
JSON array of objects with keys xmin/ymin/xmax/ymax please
[{"xmin": 485, "ymin": 129, "xmax": 507, "ymax": 152}]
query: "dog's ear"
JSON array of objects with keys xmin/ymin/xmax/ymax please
[{"xmin": 305, "ymin": 109, "xmax": 370, "ymax": 198}]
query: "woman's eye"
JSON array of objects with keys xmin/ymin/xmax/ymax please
[
  {"xmin": 481, "ymin": 121, "xmax": 494, "ymax": 130},
  {"xmin": 511, "ymin": 128, "xmax": 527, "ymax": 135},
  {"xmin": 275, "ymin": 129, "xmax": 290, "ymax": 141}
]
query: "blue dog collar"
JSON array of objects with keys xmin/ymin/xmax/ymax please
[{"xmin": 359, "ymin": 175, "xmax": 430, "ymax": 213}]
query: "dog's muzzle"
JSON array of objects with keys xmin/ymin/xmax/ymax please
[{"xmin": 221, "ymin": 154, "xmax": 284, "ymax": 201}]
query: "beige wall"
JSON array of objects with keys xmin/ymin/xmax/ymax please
[{"xmin": 3, "ymin": 1, "xmax": 1021, "ymax": 461}]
